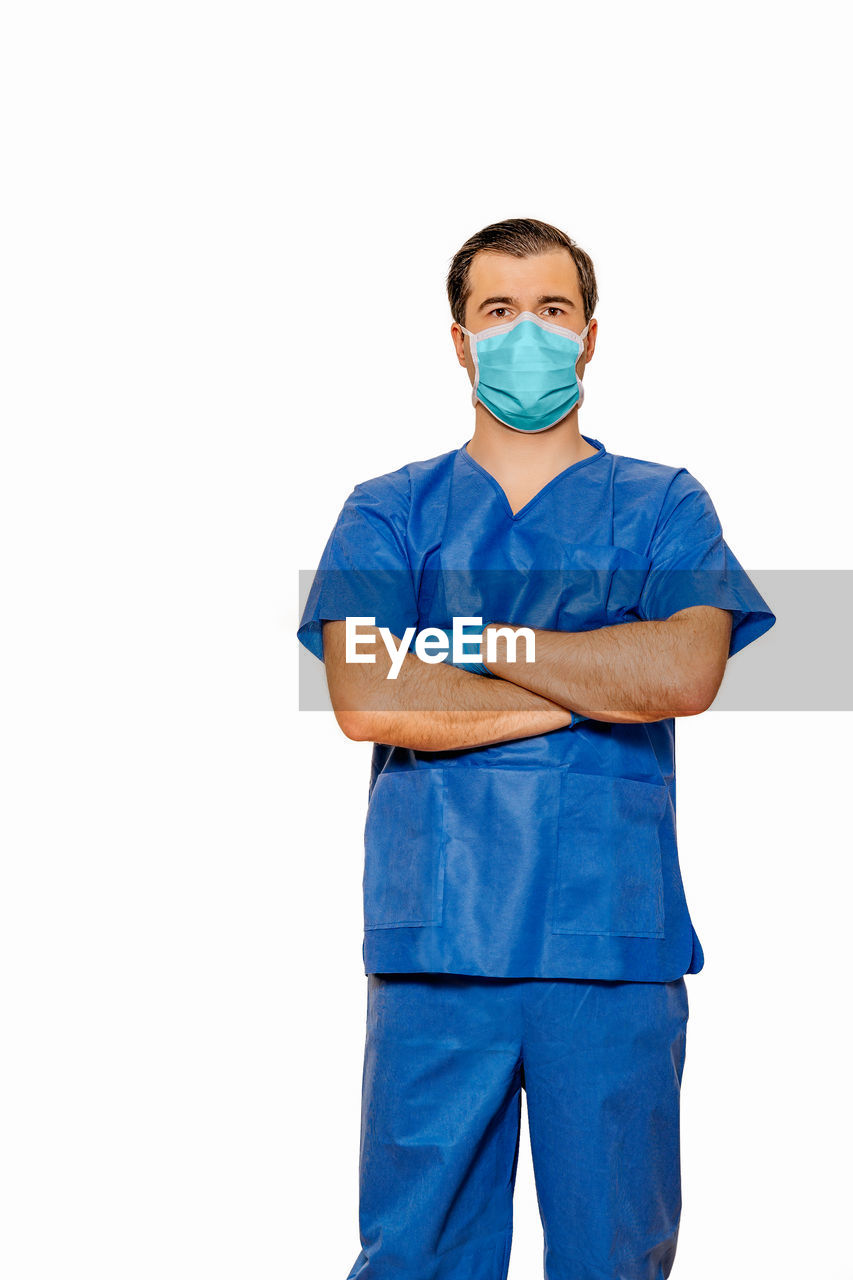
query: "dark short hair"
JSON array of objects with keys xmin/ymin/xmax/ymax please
[{"xmin": 446, "ymin": 217, "xmax": 599, "ymax": 329}]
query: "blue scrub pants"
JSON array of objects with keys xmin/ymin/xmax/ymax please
[{"xmin": 346, "ymin": 973, "xmax": 689, "ymax": 1280}]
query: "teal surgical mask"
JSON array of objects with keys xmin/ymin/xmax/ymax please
[{"xmin": 460, "ymin": 311, "xmax": 591, "ymax": 433}]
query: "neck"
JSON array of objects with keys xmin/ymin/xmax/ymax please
[{"xmin": 466, "ymin": 407, "xmax": 597, "ymax": 479}]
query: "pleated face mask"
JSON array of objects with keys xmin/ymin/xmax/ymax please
[{"xmin": 460, "ymin": 311, "xmax": 591, "ymax": 433}]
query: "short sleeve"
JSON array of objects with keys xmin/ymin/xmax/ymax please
[
  {"xmin": 638, "ymin": 470, "xmax": 776, "ymax": 658},
  {"xmin": 297, "ymin": 478, "xmax": 419, "ymax": 663}
]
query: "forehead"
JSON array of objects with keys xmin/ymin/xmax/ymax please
[{"xmin": 467, "ymin": 248, "xmax": 581, "ymax": 302}]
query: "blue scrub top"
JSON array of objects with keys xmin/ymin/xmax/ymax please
[{"xmin": 297, "ymin": 435, "xmax": 776, "ymax": 980}]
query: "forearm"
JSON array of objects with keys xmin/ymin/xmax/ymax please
[
  {"xmin": 482, "ymin": 611, "xmax": 729, "ymax": 722},
  {"xmin": 324, "ymin": 623, "xmax": 574, "ymax": 750}
]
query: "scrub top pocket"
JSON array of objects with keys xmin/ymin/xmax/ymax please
[
  {"xmin": 551, "ymin": 771, "xmax": 667, "ymax": 938},
  {"xmin": 363, "ymin": 770, "xmax": 447, "ymax": 929}
]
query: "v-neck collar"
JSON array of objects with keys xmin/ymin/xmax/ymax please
[{"xmin": 458, "ymin": 434, "xmax": 607, "ymax": 521}]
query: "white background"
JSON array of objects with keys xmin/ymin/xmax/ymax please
[{"xmin": 2, "ymin": 2, "xmax": 851, "ymax": 1278}]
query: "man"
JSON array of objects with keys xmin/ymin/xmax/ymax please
[{"xmin": 297, "ymin": 217, "xmax": 776, "ymax": 1280}]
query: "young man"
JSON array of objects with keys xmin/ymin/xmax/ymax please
[{"xmin": 297, "ymin": 217, "xmax": 776, "ymax": 1280}]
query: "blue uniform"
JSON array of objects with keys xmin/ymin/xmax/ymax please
[
  {"xmin": 297, "ymin": 434, "xmax": 776, "ymax": 982},
  {"xmin": 297, "ymin": 434, "xmax": 775, "ymax": 1278},
  {"xmin": 347, "ymin": 972, "xmax": 689, "ymax": 1280}
]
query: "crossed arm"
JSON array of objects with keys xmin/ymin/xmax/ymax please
[{"xmin": 323, "ymin": 606, "xmax": 733, "ymax": 752}]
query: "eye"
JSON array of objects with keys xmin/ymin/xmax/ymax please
[
  {"xmin": 489, "ymin": 307, "xmax": 510, "ymax": 318},
  {"xmin": 544, "ymin": 307, "xmax": 564, "ymax": 317}
]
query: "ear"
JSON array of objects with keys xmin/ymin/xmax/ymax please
[
  {"xmin": 450, "ymin": 322, "xmax": 468, "ymax": 369},
  {"xmin": 582, "ymin": 318, "xmax": 597, "ymax": 364}
]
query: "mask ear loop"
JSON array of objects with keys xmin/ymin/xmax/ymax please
[{"xmin": 575, "ymin": 321, "xmax": 590, "ymax": 409}]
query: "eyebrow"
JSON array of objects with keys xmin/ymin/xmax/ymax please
[{"xmin": 476, "ymin": 294, "xmax": 576, "ymax": 312}]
